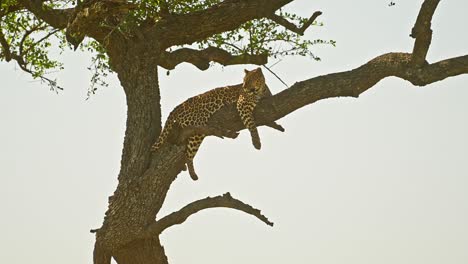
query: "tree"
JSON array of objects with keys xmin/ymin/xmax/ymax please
[{"xmin": 1, "ymin": 0, "xmax": 467, "ymax": 263}]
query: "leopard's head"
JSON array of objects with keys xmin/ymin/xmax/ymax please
[{"xmin": 242, "ymin": 67, "xmax": 266, "ymax": 98}]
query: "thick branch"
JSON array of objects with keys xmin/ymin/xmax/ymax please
[
  {"xmin": 18, "ymin": 0, "xmax": 73, "ymax": 29},
  {"xmin": 268, "ymin": 11, "xmax": 322, "ymax": 36},
  {"xmin": 411, "ymin": 0, "xmax": 440, "ymax": 66},
  {"xmin": 151, "ymin": 0, "xmax": 293, "ymax": 47},
  {"xmin": 159, "ymin": 47, "xmax": 268, "ymax": 70},
  {"xmin": 147, "ymin": 192, "xmax": 273, "ymax": 235},
  {"xmin": 203, "ymin": 53, "xmax": 468, "ymax": 134}
]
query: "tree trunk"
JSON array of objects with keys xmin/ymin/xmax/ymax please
[
  {"xmin": 113, "ymin": 237, "xmax": 168, "ymax": 264},
  {"xmin": 93, "ymin": 43, "xmax": 185, "ymax": 264}
]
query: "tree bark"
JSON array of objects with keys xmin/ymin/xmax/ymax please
[{"xmin": 93, "ymin": 40, "xmax": 176, "ymax": 263}]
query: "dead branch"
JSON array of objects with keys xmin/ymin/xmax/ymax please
[{"xmin": 146, "ymin": 192, "xmax": 273, "ymax": 236}]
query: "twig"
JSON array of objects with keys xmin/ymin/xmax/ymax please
[{"xmin": 262, "ymin": 64, "xmax": 289, "ymax": 88}]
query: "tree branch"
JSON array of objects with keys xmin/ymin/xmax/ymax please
[
  {"xmin": 17, "ymin": 0, "xmax": 73, "ymax": 29},
  {"xmin": 18, "ymin": 24, "xmax": 48, "ymax": 58},
  {"xmin": 10, "ymin": 51, "xmax": 63, "ymax": 90},
  {"xmin": 203, "ymin": 52, "xmax": 468, "ymax": 134},
  {"xmin": 146, "ymin": 192, "xmax": 273, "ymax": 235},
  {"xmin": 0, "ymin": 30, "xmax": 12, "ymax": 61},
  {"xmin": 151, "ymin": 0, "xmax": 293, "ymax": 48},
  {"xmin": 1, "ymin": 26, "xmax": 62, "ymax": 90},
  {"xmin": 159, "ymin": 47, "xmax": 268, "ymax": 70},
  {"xmin": 268, "ymin": 11, "xmax": 322, "ymax": 36},
  {"xmin": 411, "ymin": 0, "xmax": 440, "ymax": 66},
  {"xmin": 23, "ymin": 28, "xmax": 60, "ymax": 55}
]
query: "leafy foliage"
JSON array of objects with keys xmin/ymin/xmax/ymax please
[
  {"xmin": 82, "ymin": 40, "xmax": 111, "ymax": 99},
  {"xmin": 0, "ymin": 1, "xmax": 64, "ymax": 90},
  {"xmin": 1, "ymin": 0, "xmax": 335, "ymax": 94},
  {"xmin": 128, "ymin": 0, "xmax": 222, "ymax": 21},
  {"xmin": 128, "ymin": 1, "xmax": 335, "ymax": 61},
  {"xmin": 196, "ymin": 12, "xmax": 335, "ymax": 61},
  {"xmin": 0, "ymin": 0, "xmax": 112, "ymax": 93}
]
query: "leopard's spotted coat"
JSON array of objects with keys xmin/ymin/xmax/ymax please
[{"xmin": 152, "ymin": 68, "xmax": 275, "ymax": 180}]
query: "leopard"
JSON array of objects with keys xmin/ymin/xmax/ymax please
[{"xmin": 151, "ymin": 67, "xmax": 282, "ymax": 180}]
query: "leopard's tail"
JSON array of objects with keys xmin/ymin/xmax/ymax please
[{"xmin": 151, "ymin": 116, "xmax": 176, "ymax": 151}]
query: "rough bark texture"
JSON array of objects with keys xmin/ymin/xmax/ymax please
[
  {"xmin": 92, "ymin": 37, "xmax": 173, "ymax": 263},
  {"xmin": 7, "ymin": 1, "xmax": 468, "ymax": 264}
]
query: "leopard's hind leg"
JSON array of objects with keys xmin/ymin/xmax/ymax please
[{"xmin": 186, "ymin": 134, "xmax": 205, "ymax": 180}]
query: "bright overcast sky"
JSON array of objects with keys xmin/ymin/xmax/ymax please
[{"xmin": 1, "ymin": 1, "xmax": 467, "ymax": 264}]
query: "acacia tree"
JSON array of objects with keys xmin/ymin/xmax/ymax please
[{"xmin": 1, "ymin": 0, "xmax": 467, "ymax": 263}]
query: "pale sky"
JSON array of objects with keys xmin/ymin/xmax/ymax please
[{"xmin": 1, "ymin": 1, "xmax": 467, "ymax": 264}]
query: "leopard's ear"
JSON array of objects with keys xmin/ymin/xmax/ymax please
[{"xmin": 244, "ymin": 69, "xmax": 249, "ymax": 74}]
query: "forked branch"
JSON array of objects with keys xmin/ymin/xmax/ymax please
[
  {"xmin": 146, "ymin": 192, "xmax": 273, "ymax": 236},
  {"xmin": 268, "ymin": 11, "xmax": 322, "ymax": 35}
]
